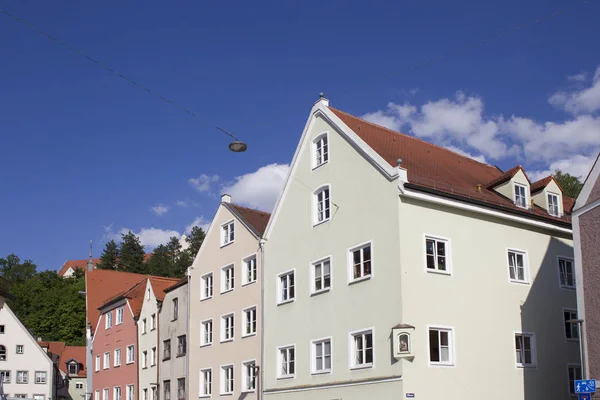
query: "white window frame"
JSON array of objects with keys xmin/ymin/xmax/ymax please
[
  {"xmin": 514, "ymin": 331, "xmax": 536, "ymax": 368},
  {"xmin": 548, "ymin": 192, "xmax": 560, "ymax": 216},
  {"xmin": 311, "ymin": 337, "xmax": 332, "ymax": 375},
  {"xmin": 568, "ymin": 364, "xmax": 582, "ymax": 395},
  {"xmin": 242, "ymin": 254, "xmax": 258, "ymax": 286},
  {"xmin": 126, "ymin": 345, "xmax": 135, "ymax": 364},
  {"xmin": 221, "ymin": 264, "xmax": 235, "ymax": 293},
  {"xmin": 558, "ymin": 256, "xmax": 576, "ymax": 289},
  {"xmin": 424, "ymin": 234, "xmax": 452, "ymax": 275},
  {"xmin": 126, "ymin": 385, "xmax": 134, "ymax": 400},
  {"xmin": 221, "ymin": 313, "xmax": 235, "ymax": 343},
  {"xmin": 514, "ymin": 183, "xmax": 528, "ymax": 208},
  {"xmin": 141, "ymin": 318, "xmax": 147, "ymax": 334},
  {"xmin": 241, "ymin": 359, "xmax": 257, "ymax": 393},
  {"xmin": 243, "ymin": 306, "xmax": 257, "ymax": 337},
  {"xmin": 34, "ymin": 371, "xmax": 47, "ymax": 384},
  {"xmin": 0, "ymin": 370, "xmax": 10, "ymax": 384},
  {"xmin": 200, "ymin": 319, "xmax": 213, "ymax": 347},
  {"xmin": 150, "ymin": 347, "xmax": 157, "ymax": 366},
  {"xmin": 199, "ymin": 368, "xmax": 212, "ymax": 398},
  {"xmin": 116, "ymin": 307, "xmax": 124, "ymax": 325},
  {"xmin": 563, "ymin": 308, "xmax": 579, "ymax": 341},
  {"xmin": 103, "ymin": 352, "xmax": 110, "ymax": 370},
  {"xmin": 221, "ymin": 220, "xmax": 235, "ymax": 247},
  {"xmin": 172, "ymin": 297, "xmax": 179, "ymax": 321},
  {"xmin": 349, "ymin": 328, "xmax": 374, "ymax": 370},
  {"xmin": 277, "ymin": 345, "xmax": 296, "ymax": 379},
  {"xmin": 142, "ymin": 351, "xmax": 148, "ymax": 369},
  {"xmin": 220, "ymin": 364, "xmax": 234, "ymax": 395},
  {"xmin": 103, "ymin": 388, "xmax": 109, "ymax": 400},
  {"xmin": 146, "ymin": 288, "xmax": 151, "ymax": 300},
  {"xmin": 507, "ymin": 248, "xmax": 530, "ymax": 284},
  {"xmin": 151, "ymin": 314, "xmax": 156, "ymax": 330},
  {"xmin": 95, "ymin": 355, "xmax": 100, "ymax": 372},
  {"xmin": 427, "ymin": 326, "xmax": 455, "ymax": 367},
  {"xmin": 312, "ymin": 132, "xmax": 329, "ymax": 169},
  {"xmin": 16, "ymin": 370, "xmax": 28, "ymax": 384},
  {"xmin": 277, "ymin": 269, "xmax": 296, "ymax": 305},
  {"xmin": 348, "ymin": 241, "xmax": 373, "ymax": 283},
  {"xmin": 16, "ymin": 344, "xmax": 24, "ymax": 354},
  {"xmin": 113, "ymin": 386, "xmax": 121, "ymax": 400},
  {"xmin": 311, "ymin": 256, "xmax": 332, "ymax": 295},
  {"xmin": 95, "ymin": 390, "xmax": 100, "ymax": 400},
  {"xmin": 75, "ymin": 381, "xmax": 84, "ymax": 389},
  {"xmin": 68, "ymin": 363, "xmax": 78, "ymax": 375},
  {"xmin": 114, "ymin": 348, "xmax": 121, "ymax": 367},
  {"xmin": 105, "ymin": 312, "xmax": 113, "ymax": 329},
  {"xmin": 313, "ymin": 184, "xmax": 331, "ymax": 226},
  {"xmin": 200, "ymin": 273, "xmax": 213, "ymax": 300}
]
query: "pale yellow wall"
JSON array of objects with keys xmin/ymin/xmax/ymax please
[
  {"xmin": 495, "ymin": 170, "xmax": 531, "ymax": 206},
  {"xmin": 532, "ymin": 180, "xmax": 563, "ymax": 216},
  {"xmin": 138, "ymin": 280, "xmax": 158, "ymax": 399},
  {"xmin": 188, "ymin": 204, "xmax": 262, "ymax": 399}
]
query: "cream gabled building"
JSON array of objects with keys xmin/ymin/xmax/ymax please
[
  {"xmin": 188, "ymin": 195, "xmax": 269, "ymax": 400},
  {"xmin": 262, "ymin": 96, "xmax": 579, "ymax": 399}
]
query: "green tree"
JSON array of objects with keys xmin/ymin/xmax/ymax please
[
  {"xmin": 554, "ymin": 169, "xmax": 584, "ymax": 198},
  {"xmin": 119, "ymin": 231, "xmax": 146, "ymax": 273},
  {"xmin": 146, "ymin": 245, "xmax": 172, "ymax": 277},
  {"xmin": 186, "ymin": 226, "xmax": 206, "ymax": 257},
  {"xmin": 0, "ymin": 254, "xmax": 36, "ymax": 283},
  {"xmin": 97, "ymin": 240, "xmax": 120, "ymax": 270}
]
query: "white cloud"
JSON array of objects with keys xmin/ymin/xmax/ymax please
[
  {"xmin": 549, "ymin": 66, "xmax": 600, "ymax": 114},
  {"xmin": 112, "ymin": 227, "xmax": 180, "ymax": 250},
  {"xmin": 185, "ymin": 216, "xmax": 211, "ymax": 235},
  {"xmin": 444, "ymin": 146, "xmax": 487, "ymax": 163},
  {"xmin": 151, "ymin": 204, "xmax": 169, "ymax": 216},
  {"xmin": 189, "ymin": 174, "xmax": 220, "ymax": 193},
  {"xmin": 568, "ymin": 73, "xmax": 587, "ymax": 82},
  {"xmin": 221, "ymin": 163, "xmax": 289, "ymax": 212},
  {"xmin": 175, "ymin": 199, "xmax": 199, "ymax": 208},
  {"xmin": 528, "ymin": 154, "xmax": 597, "ymax": 182}
]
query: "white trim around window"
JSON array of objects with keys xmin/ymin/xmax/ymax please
[
  {"xmin": 312, "ymin": 131, "xmax": 329, "ymax": 170},
  {"xmin": 199, "ymin": 368, "xmax": 212, "ymax": 398},
  {"xmin": 240, "ymin": 359, "xmax": 257, "ymax": 393},
  {"xmin": 312, "ymin": 184, "xmax": 332, "ymax": 226},
  {"xmin": 242, "ymin": 253, "xmax": 258, "ymax": 286},
  {"xmin": 347, "ymin": 240, "xmax": 373, "ymax": 284},
  {"xmin": 563, "ymin": 308, "xmax": 579, "ymax": 342},
  {"xmin": 548, "ymin": 191, "xmax": 561, "ymax": 216},
  {"xmin": 220, "ymin": 220, "xmax": 235, "ymax": 247},
  {"xmin": 200, "ymin": 319, "xmax": 213, "ymax": 347},
  {"xmin": 277, "ymin": 344, "xmax": 296, "ymax": 379},
  {"xmin": 348, "ymin": 327, "xmax": 375, "ymax": 370},
  {"xmin": 557, "ymin": 256, "xmax": 576, "ymax": 289},
  {"xmin": 310, "ymin": 255, "xmax": 332, "ymax": 295},
  {"xmin": 221, "ymin": 264, "xmax": 235, "ymax": 294},
  {"xmin": 514, "ymin": 331, "xmax": 536, "ymax": 368},
  {"xmin": 507, "ymin": 248, "xmax": 530, "ymax": 284},
  {"xmin": 514, "ymin": 183, "xmax": 528, "ymax": 208},
  {"xmin": 220, "ymin": 364, "xmax": 234, "ymax": 395},
  {"xmin": 242, "ymin": 306, "xmax": 257, "ymax": 338},
  {"xmin": 311, "ymin": 337, "xmax": 332, "ymax": 375},
  {"xmin": 427, "ymin": 325, "xmax": 455, "ymax": 367},
  {"xmin": 423, "ymin": 234, "xmax": 452, "ymax": 275},
  {"xmin": 276, "ymin": 269, "xmax": 296, "ymax": 305},
  {"xmin": 220, "ymin": 312, "xmax": 235, "ymax": 343},
  {"xmin": 200, "ymin": 272, "xmax": 213, "ymax": 300}
]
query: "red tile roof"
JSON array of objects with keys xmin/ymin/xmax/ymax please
[
  {"xmin": 59, "ymin": 254, "xmax": 153, "ymax": 277},
  {"xmin": 229, "ymin": 204, "xmax": 271, "ymax": 236},
  {"xmin": 486, "ymin": 165, "xmax": 530, "ymax": 189},
  {"xmin": 37, "ymin": 342, "xmax": 86, "ymax": 377},
  {"xmin": 329, "ymin": 107, "xmax": 572, "ymax": 224},
  {"xmin": 530, "ymin": 176, "xmax": 554, "ymax": 193}
]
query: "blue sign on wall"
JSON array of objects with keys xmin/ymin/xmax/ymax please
[
  {"xmin": 575, "ymin": 379, "xmax": 597, "ymax": 394},
  {"xmin": 578, "ymin": 393, "xmax": 591, "ymax": 400}
]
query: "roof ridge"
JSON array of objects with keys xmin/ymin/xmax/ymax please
[
  {"xmin": 230, "ymin": 203, "xmax": 271, "ymax": 216},
  {"xmin": 329, "ymin": 107, "xmax": 499, "ymax": 171}
]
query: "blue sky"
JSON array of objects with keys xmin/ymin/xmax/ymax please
[{"xmin": 1, "ymin": 0, "xmax": 599, "ymax": 271}]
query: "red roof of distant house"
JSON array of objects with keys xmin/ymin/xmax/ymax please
[
  {"xmin": 59, "ymin": 254, "xmax": 153, "ymax": 277},
  {"xmin": 330, "ymin": 107, "xmax": 573, "ymax": 224},
  {"xmin": 227, "ymin": 204, "xmax": 271, "ymax": 237},
  {"xmin": 37, "ymin": 341, "xmax": 86, "ymax": 378}
]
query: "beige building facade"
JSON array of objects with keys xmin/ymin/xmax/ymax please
[
  {"xmin": 188, "ymin": 196, "xmax": 269, "ymax": 400},
  {"xmin": 262, "ymin": 97, "xmax": 579, "ymax": 399}
]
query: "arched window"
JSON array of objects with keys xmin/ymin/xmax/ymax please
[
  {"xmin": 312, "ymin": 133, "xmax": 329, "ymax": 168},
  {"xmin": 398, "ymin": 333, "xmax": 410, "ymax": 354},
  {"xmin": 0, "ymin": 345, "xmax": 6, "ymax": 361},
  {"xmin": 313, "ymin": 186, "xmax": 331, "ymax": 224}
]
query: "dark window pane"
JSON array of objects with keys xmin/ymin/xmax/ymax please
[
  {"xmin": 427, "ymin": 255, "xmax": 435, "ymax": 269},
  {"xmin": 426, "ymin": 239, "xmax": 434, "ymax": 255},
  {"xmin": 437, "ymin": 242, "xmax": 445, "ymax": 256},
  {"xmin": 364, "ymin": 260, "xmax": 371, "ymax": 275},
  {"xmin": 363, "ymin": 246, "xmax": 371, "ymax": 263},
  {"xmin": 438, "ymin": 256, "xmax": 446, "ymax": 271},
  {"xmin": 429, "ymin": 330, "xmax": 439, "ymax": 362}
]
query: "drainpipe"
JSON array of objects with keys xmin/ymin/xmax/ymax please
[{"xmin": 259, "ymin": 238, "xmax": 266, "ymax": 400}]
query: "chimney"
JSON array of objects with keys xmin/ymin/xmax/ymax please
[
  {"xmin": 476, "ymin": 184, "xmax": 482, "ymax": 193},
  {"xmin": 87, "ymin": 240, "xmax": 94, "ymax": 272},
  {"xmin": 221, "ymin": 194, "xmax": 231, "ymax": 203}
]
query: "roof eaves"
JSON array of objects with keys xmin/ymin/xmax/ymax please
[
  {"xmin": 163, "ymin": 277, "xmax": 188, "ymax": 293},
  {"xmin": 222, "ymin": 202, "xmax": 261, "ymax": 238}
]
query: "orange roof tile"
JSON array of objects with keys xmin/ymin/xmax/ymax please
[
  {"xmin": 59, "ymin": 346, "xmax": 87, "ymax": 377},
  {"xmin": 486, "ymin": 165, "xmax": 530, "ymax": 189},
  {"xmin": 227, "ymin": 203, "xmax": 271, "ymax": 237},
  {"xmin": 60, "ymin": 254, "xmax": 153, "ymax": 276}
]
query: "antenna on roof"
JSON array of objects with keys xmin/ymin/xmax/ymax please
[{"xmin": 87, "ymin": 241, "xmax": 94, "ymax": 272}]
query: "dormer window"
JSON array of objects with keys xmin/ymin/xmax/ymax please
[
  {"xmin": 548, "ymin": 193, "xmax": 560, "ymax": 216},
  {"xmin": 68, "ymin": 362, "xmax": 79, "ymax": 376},
  {"xmin": 514, "ymin": 184, "xmax": 527, "ymax": 208},
  {"xmin": 313, "ymin": 133, "xmax": 329, "ymax": 169}
]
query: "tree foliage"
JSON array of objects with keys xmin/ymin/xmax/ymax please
[
  {"xmin": 554, "ymin": 169, "xmax": 584, "ymax": 198},
  {"xmin": 96, "ymin": 239, "xmax": 119, "ymax": 270},
  {"xmin": 119, "ymin": 231, "xmax": 146, "ymax": 273}
]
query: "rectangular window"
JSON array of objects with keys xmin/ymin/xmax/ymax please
[
  {"xmin": 116, "ymin": 307, "xmax": 124, "ymax": 325},
  {"xmin": 177, "ymin": 335, "xmax": 186, "ymax": 356},
  {"xmin": 221, "ymin": 265, "xmax": 235, "ymax": 293},
  {"xmin": 508, "ymin": 250, "xmax": 528, "ymax": 283},
  {"xmin": 103, "ymin": 352, "xmax": 110, "ymax": 369},
  {"xmin": 315, "ymin": 187, "xmax": 331, "ymax": 224},
  {"xmin": 312, "ymin": 258, "xmax": 331, "ymax": 293},
  {"xmin": 312, "ymin": 339, "xmax": 331, "ymax": 373},
  {"xmin": 0, "ymin": 371, "xmax": 10, "ymax": 384},
  {"xmin": 200, "ymin": 369, "xmax": 212, "ymax": 397},
  {"xmin": 163, "ymin": 380, "xmax": 170, "ymax": 400},
  {"xmin": 105, "ymin": 312, "xmax": 113, "ymax": 329},
  {"xmin": 33, "ymin": 395, "xmax": 45, "ymax": 400},
  {"xmin": 548, "ymin": 193, "xmax": 560, "ymax": 216},
  {"xmin": 425, "ymin": 237, "xmax": 449, "ymax": 273},
  {"xmin": 278, "ymin": 271, "xmax": 295, "ymax": 303},
  {"xmin": 172, "ymin": 298, "xmax": 179, "ymax": 321},
  {"xmin": 114, "ymin": 386, "xmax": 121, "ymax": 400},
  {"xmin": 221, "ymin": 314, "xmax": 234, "ymax": 342},
  {"xmin": 14, "ymin": 395, "xmax": 26, "ymax": 399},
  {"xmin": 221, "ymin": 365, "xmax": 234, "ymax": 395},
  {"xmin": 351, "ymin": 330, "xmax": 373, "ymax": 368},
  {"xmin": 151, "ymin": 314, "xmax": 156, "ymax": 330},
  {"xmin": 350, "ymin": 243, "xmax": 372, "ymax": 281},
  {"xmin": 151, "ymin": 347, "xmax": 157, "ymax": 366},
  {"xmin": 68, "ymin": 363, "xmax": 78, "ymax": 375},
  {"xmin": 429, "ymin": 327, "xmax": 454, "ymax": 366},
  {"xmin": 16, "ymin": 344, "xmax": 24, "ymax": 354},
  {"xmin": 126, "ymin": 345, "xmax": 135, "ymax": 363},
  {"xmin": 201, "ymin": 320, "xmax": 213, "ymax": 346},
  {"xmin": 564, "ymin": 310, "xmax": 579, "ymax": 340},
  {"xmin": 126, "ymin": 385, "xmax": 134, "ymax": 400},
  {"xmin": 163, "ymin": 339, "xmax": 171, "ymax": 360},
  {"xmin": 151, "ymin": 387, "xmax": 157, "ymax": 400},
  {"xmin": 142, "ymin": 389, "xmax": 148, "ymax": 400},
  {"xmin": 95, "ymin": 355, "xmax": 100, "ymax": 371},
  {"xmin": 569, "ymin": 365, "xmax": 582, "ymax": 394},
  {"xmin": 201, "ymin": 273, "xmax": 213, "ymax": 299},
  {"xmin": 243, "ymin": 307, "xmax": 257, "ymax": 337},
  {"xmin": 242, "ymin": 361, "xmax": 256, "ymax": 392},
  {"xmin": 114, "ymin": 348, "xmax": 121, "ymax": 367},
  {"xmin": 515, "ymin": 333, "xmax": 535, "ymax": 367},
  {"xmin": 314, "ymin": 134, "xmax": 329, "ymax": 167},
  {"xmin": 278, "ymin": 346, "xmax": 295, "ymax": 378},
  {"xmin": 515, "ymin": 183, "xmax": 527, "ymax": 208},
  {"xmin": 243, "ymin": 255, "xmax": 258, "ymax": 285},
  {"xmin": 34, "ymin": 371, "xmax": 47, "ymax": 384},
  {"xmin": 559, "ymin": 258, "xmax": 575, "ymax": 288},
  {"xmin": 221, "ymin": 221, "xmax": 235, "ymax": 246},
  {"xmin": 177, "ymin": 378, "xmax": 185, "ymax": 400},
  {"xmin": 103, "ymin": 388, "xmax": 109, "ymax": 400},
  {"xmin": 142, "ymin": 318, "xmax": 147, "ymax": 334},
  {"xmin": 142, "ymin": 351, "xmax": 148, "ymax": 369},
  {"xmin": 76, "ymin": 381, "xmax": 84, "ymax": 389},
  {"xmin": 0, "ymin": 325, "xmax": 4, "ymax": 333},
  {"xmin": 17, "ymin": 370, "xmax": 28, "ymax": 384},
  {"xmin": 95, "ymin": 390, "xmax": 100, "ymax": 400}
]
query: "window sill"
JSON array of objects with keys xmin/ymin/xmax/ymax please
[
  {"xmin": 220, "ymin": 241, "xmax": 235, "ymax": 249},
  {"xmin": 241, "ymin": 389, "xmax": 256, "ymax": 394},
  {"xmin": 567, "ymin": 338, "xmax": 580, "ymax": 342},
  {"xmin": 429, "ymin": 362, "xmax": 455, "ymax": 368},
  {"xmin": 176, "ymin": 353, "xmax": 186, "ymax": 358},
  {"xmin": 509, "ymin": 279, "xmax": 530, "ymax": 285},
  {"xmin": 220, "ymin": 288, "xmax": 234, "ymax": 295},
  {"xmin": 516, "ymin": 364, "xmax": 536, "ymax": 369},
  {"xmin": 312, "ymin": 161, "xmax": 328, "ymax": 171},
  {"xmin": 312, "ymin": 219, "xmax": 330, "ymax": 228},
  {"xmin": 277, "ymin": 299, "xmax": 295, "ymax": 306},
  {"xmin": 114, "ymin": 364, "xmax": 121, "ymax": 368},
  {"xmin": 151, "ymin": 328, "xmax": 156, "ymax": 331},
  {"xmin": 311, "ymin": 370, "xmax": 331, "ymax": 375},
  {"xmin": 242, "ymin": 332, "xmax": 257, "ymax": 339},
  {"xmin": 426, "ymin": 269, "xmax": 451, "ymax": 276},
  {"xmin": 311, "ymin": 288, "xmax": 330, "ymax": 297},
  {"xmin": 200, "ymin": 296, "xmax": 213, "ymax": 302},
  {"xmin": 200, "ymin": 343, "xmax": 212, "ymax": 348},
  {"xmin": 198, "ymin": 396, "xmax": 211, "ymax": 399},
  {"xmin": 220, "ymin": 338, "xmax": 234, "ymax": 344},
  {"xmin": 277, "ymin": 375, "xmax": 295, "ymax": 380},
  {"xmin": 350, "ymin": 364, "xmax": 373, "ymax": 371},
  {"xmin": 126, "ymin": 361, "xmax": 134, "ymax": 365},
  {"xmin": 560, "ymin": 285, "xmax": 576, "ymax": 290},
  {"xmin": 242, "ymin": 280, "xmax": 257, "ymax": 287},
  {"xmin": 219, "ymin": 393, "xmax": 233, "ymax": 396},
  {"xmin": 171, "ymin": 318, "xmax": 178, "ymax": 322},
  {"xmin": 349, "ymin": 275, "xmax": 371, "ymax": 285},
  {"xmin": 162, "ymin": 357, "xmax": 171, "ymax": 362}
]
